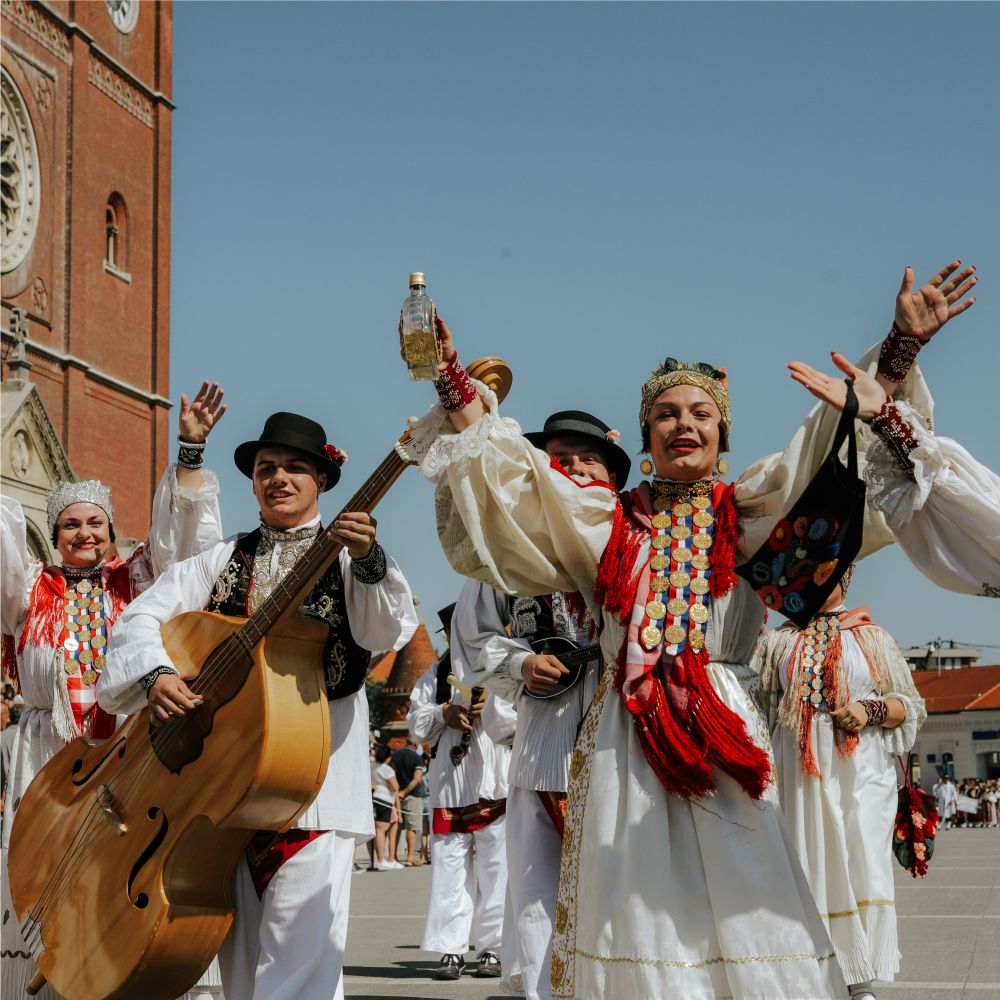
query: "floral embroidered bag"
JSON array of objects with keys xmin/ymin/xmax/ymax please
[
  {"xmin": 893, "ymin": 753, "xmax": 939, "ymax": 878},
  {"xmin": 737, "ymin": 379, "xmax": 865, "ymax": 627}
]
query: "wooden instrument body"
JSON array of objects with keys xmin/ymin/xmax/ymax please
[{"xmin": 8, "ymin": 609, "xmax": 331, "ymax": 1000}]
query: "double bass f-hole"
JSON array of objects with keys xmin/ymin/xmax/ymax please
[
  {"xmin": 127, "ymin": 807, "xmax": 169, "ymax": 910},
  {"xmin": 70, "ymin": 736, "xmax": 128, "ymax": 786}
]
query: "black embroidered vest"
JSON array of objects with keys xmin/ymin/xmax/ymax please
[{"xmin": 207, "ymin": 529, "xmax": 371, "ymax": 701}]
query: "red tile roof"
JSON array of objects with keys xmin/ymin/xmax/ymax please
[{"xmin": 911, "ymin": 664, "xmax": 1000, "ymax": 713}]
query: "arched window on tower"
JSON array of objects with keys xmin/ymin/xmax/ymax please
[{"xmin": 104, "ymin": 193, "xmax": 130, "ymax": 282}]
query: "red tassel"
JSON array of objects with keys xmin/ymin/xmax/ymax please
[
  {"xmin": 680, "ymin": 646, "xmax": 772, "ymax": 799},
  {"xmin": 710, "ymin": 482, "xmax": 739, "ymax": 599},
  {"xmin": 2, "ymin": 633, "xmax": 18, "ymax": 689},
  {"xmin": 594, "ymin": 502, "xmax": 644, "ymax": 624}
]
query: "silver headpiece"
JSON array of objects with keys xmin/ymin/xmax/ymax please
[{"xmin": 46, "ymin": 480, "xmax": 115, "ymax": 534}]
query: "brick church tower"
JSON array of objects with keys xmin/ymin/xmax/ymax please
[{"xmin": 2, "ymin": 0, "xmax": 173, "ymax": 550}]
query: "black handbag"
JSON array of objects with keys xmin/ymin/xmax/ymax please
[{"xmin": 737, "ymin": 378, "xmax": 866, "ymax": 627}]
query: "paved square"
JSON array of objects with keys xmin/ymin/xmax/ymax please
[{"xmin": 343, "ymin": 829, "xmax": 1000, "ymax": 999}]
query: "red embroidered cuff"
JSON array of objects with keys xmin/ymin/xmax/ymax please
[
  {"xmin": 860, "ymin": 697, "xmax": 889, "ymax": 727},
  {"xmin": 871, "ymin": 397, "xmax": 918, "ymax": 474},
  {"xmin": 877, "ymin": 322, "xmax": 924, "ymax": 383},
  {"xmin": 435, "ymin": 353, "xmax": 478, "ymax": 413}
]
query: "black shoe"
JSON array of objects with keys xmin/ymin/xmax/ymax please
[
  {"xmin": 474, "ymin": 951, "xmax": 501, "ymax": 978},
  {"xmin": 434, "ymin": 954, "xmax": 465, "ymax": 980}
]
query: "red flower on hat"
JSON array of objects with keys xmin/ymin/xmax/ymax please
[{"xmin": 324, "ymin": 444, "xmax": 348, "ymax": 467}]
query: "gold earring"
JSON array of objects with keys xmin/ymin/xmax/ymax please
[
  {"xmin": 639, "ymin": 457, "xmax": 654, "ymax": 477},
  {"xmin": 717, "ymin": 457, "xmax": 729, "ymax": 476}
]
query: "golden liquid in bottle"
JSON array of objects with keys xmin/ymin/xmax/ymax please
[{"xmin": 404, "ymin": 328, "xmax": 440, "ymax": 382}]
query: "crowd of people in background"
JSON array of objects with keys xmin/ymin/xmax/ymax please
[
  {"xmin": 932, "ymin": 775, "xmax": 1000, "ymax": 829},
  {"xmin": 366, "ymin": 730, "xmax": 431, "ymax": 871}
]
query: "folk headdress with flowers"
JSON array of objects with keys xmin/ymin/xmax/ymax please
[{"xmin": 639, "ymin": 358, "xmax": 732, "ymax": 432}]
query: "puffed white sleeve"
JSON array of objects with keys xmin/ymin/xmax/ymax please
[
  {"xmin": 482, "ymin": 693, "xmax": 517, "ymax": 747},
  {"xmin": 1, "ymin": 495, "xmax": 42, "ymax": 635},
  {"xmin": 870, "ymin": 628, "xmax": 927, "ymax": 756},
  {"xmin": 126, "ymin": 464, "xmax": 224, "ymax": 593},
  {"xmin": 99, "ymin": 543, "xmax": 228, "ymax": 716},
  {"xmin": 340, "ymin": 547, "xmax": 418, "ymax": 653},
  {"xmin": 449, "ymin": 577, "xmax": 530, "ymax": 703},
  {"xmin": 863, "ymin": 401, "xmax": 1000, "ymax": 598},
  {"xmin": 399, "ymin": 386, "xmax": 617, "ymax": 599},
  {"xmin": 407, "ymin": 664, "xmax": 445, "ymax": 746},
  {"xmin": 735, "ymin": 344, "xmax": 933, "ymax": 559}
]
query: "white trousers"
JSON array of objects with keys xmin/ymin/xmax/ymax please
[
  {"xmin": 218, "ymin": 831, "xmax": 354, "ymax": 1000},
  {"xmin": 421, "ymin": 815, "xmax": 507, "ymax": 955},
  {"xmin": 505, "ymin": 787, "xmax": 563, "ymax": 1000}
]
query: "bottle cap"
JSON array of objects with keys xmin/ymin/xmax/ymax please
[{"xmin": 408, "ymin": 272, "xmax": 427, "ymax": 288}]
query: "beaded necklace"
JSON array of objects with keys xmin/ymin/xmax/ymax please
[{"xmin": 640, "ymin": 479, "xmax": 716, "ymax": 655}]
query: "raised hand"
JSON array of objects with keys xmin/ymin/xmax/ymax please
[
  {"xmin": 895, "ymin": 260, "xmax": 977, "ymax": 342},
  {"xmin": 179, "ymin": 381, "xmax": 227, "ymax": 444},
  {"xmin": 787, "ymin": 353, "xmax": 886, "ymax": 422}
]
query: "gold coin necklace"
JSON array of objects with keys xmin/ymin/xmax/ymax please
[
  {"xmin": 62, "ymin": 574, "xmax": 108, "ymax": 688},
  {"xmin": 798, "ymin": 613, "xmax": 840, "ymax": 708},
  {"xmin": 640, "ymin": 482, "xmax": 716, "ymax": 655}
]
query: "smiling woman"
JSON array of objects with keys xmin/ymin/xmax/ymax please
[{"xmin": 394, "ymin": 273, "xmax": 951, "ymax": 998}]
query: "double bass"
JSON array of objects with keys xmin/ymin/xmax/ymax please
[{"xmin": 9, "ymin": 359, "xmax": 511, "ymax": 999}]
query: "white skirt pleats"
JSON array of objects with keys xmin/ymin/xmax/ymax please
[
  {"xmin": 775, "ymin": 715, "xmax": 900, "ymax": 985},
  {"xmin": 551, "ymin": 660, "xmax": 847, "ymax": 1000}
]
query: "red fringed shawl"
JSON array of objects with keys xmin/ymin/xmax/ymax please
[{"xmin": 596, "ymin": 481, "xmax": 772, "ymax": 801}]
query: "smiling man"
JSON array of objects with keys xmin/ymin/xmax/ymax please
[{"xmin": 99, "ymin": 411, "xmax": 418, "ymax": 1000}]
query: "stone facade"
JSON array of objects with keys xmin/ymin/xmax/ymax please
[{"xmin": 1, "ymin": 0, "xmax": 173, "ymax": 541}]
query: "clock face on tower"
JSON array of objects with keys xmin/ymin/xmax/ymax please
[{"xmin": 105, "ymin": 0, "xmax": 139, "ymax": 34}]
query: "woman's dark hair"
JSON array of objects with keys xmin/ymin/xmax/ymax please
[
  {"xmin": 374, "ymin": 744, "xmax": 392, "ymax": 764},
  {"xmin": 640, "ymin": 422, "xmax": 729, "ymax": 455}
]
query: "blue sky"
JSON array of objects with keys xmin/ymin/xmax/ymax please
[{"xmin": 170, "ymin": 1, "xmax": 999, "ymax": 655}]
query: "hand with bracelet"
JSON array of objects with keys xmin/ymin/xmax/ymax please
[
  {"xmin": 398, "ymin": 314, "xmax": 487, "ymax": 431},
  {"xmin": 830, "ymin": 697, "xmax": 904, "ymax": 735},
  {"xmin": 176, "ymin": 380, "xmax": 227, "ymax": 488}
]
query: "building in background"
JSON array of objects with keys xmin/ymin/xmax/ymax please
[
  {"xmin": 2, "ymin": 0, "xmax": 174, "ymax": 554},
  {"xmin": 902, "ymin": 640, "xmax": 984, "ymax": 672},
  {"xmin": 372, "ymin": 623, "xmax": 439, "ymax": 748},
  {"xmin": 909, "ymin": 665, "xmax": 1000, "ymax": 789}
]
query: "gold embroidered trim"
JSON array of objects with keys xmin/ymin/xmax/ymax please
[
  {"xmin": 551, "ymin": 657, "xmax": 614, "ymax": 997},
  {"xmin": 573, "ymin": 948, "xmax": 838, "ymax": 969},
  {"xmin": 823, "ymin": 898, "xmax": 895, "ymax": 919}
]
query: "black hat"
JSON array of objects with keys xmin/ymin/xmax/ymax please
[
  {"xmin": 437, "ymin": 603, "xmax": 457, "ymax": 633},
  {"xmin": 234, "ymin": 412, "xmax": 343, "ymax": 488},
  {"xmin": 524, "ymin": 410, "xmax": 631, "ymax": 487}
]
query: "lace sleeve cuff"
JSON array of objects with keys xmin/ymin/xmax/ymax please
[
  {"xmin": 870, "ymin": 398, "xmax": 918, "ymax": 475},
  {"xmin": 350, "ymin": 542, "xmax": 387, "ymax": 585}
]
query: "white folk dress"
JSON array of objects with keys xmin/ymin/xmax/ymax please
[
  {"xmin": 756, "ymin": 616, "xmax": 926, "ymax": 986},
  {"xmin": 407, "ymin": 654, "xmax": 515, "ymax": 957},
  {"xmin": 400, "ymin": 351, "xmax": 930, "ymax": 1000},
  {"xmin": 0, "ymin": 466, "xmax": 223, "ymax": 1000},
  {"xmin": 863, "ymin": 399, "xmax": 1000, "ymax": 598},
  {"xmin": 100, "ymin": 526, "xmax": 417, "ymax": 1000}
]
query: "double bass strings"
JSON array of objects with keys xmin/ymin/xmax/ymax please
[{"xmin": 29, "ymin": 449, "xmax": 407, "ymax": 932}]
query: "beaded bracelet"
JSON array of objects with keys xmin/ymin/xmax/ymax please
[
  {"xmin": 177, "ymin": 437, "xmax": 206, "ymax": 470},
  {"xmin": 871, "ymin": 397, "xmax": 918, "ymax": 474},
  {"xmin": 350, "ymin": 541, "xmax": 387, "ymax": 585},
  {"xmin": 435, "ymin": 353, "xmax": 479, "ymax": 413},
  {"xmin": 877, "ymin": 322, "xmax": 924, "ymax": 383},
  {"xmin": 859, "ymin": 697, "xmax": 889, "ymax": 727},
  {"xmin": 139, "ymin": 665, "xmax": 179, "ymax": 696}
]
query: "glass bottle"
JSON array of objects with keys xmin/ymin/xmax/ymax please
[{"xmin": 400, "ymin": 272, "xmax": 440, "ymax": 382}]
